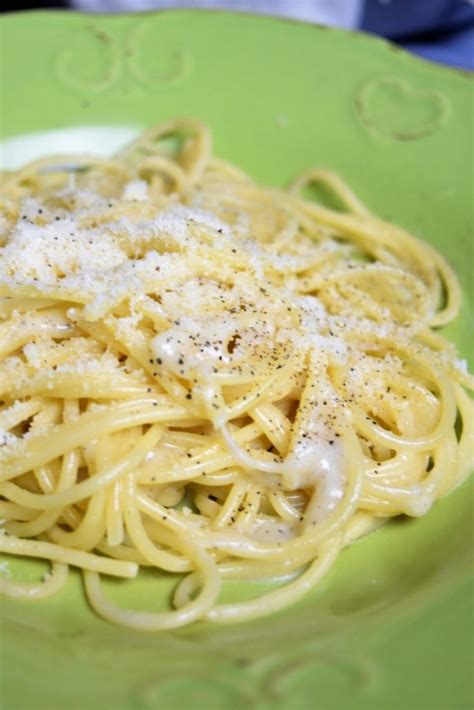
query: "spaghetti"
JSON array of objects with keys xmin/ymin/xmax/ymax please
[{"xmin": 0, "ymin": 118, "xmax": 472, "ymax": 629}]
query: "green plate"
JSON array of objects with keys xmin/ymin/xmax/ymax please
[{"xmin": 0, "ymin": 10, "xmax": 473, "ymax": 709}]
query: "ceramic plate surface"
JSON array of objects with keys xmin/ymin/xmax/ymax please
[{"xmin": 0, "ymin": 10, "xmax": 472, "ymax": 709}]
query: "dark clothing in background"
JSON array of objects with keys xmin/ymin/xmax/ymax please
[
  {"xmin": 362, "ymin": 0, "xmax": 474, "ymax": 69},
  {"xmin": 2, "ymin": 0, "xmax": 473, "ymax": 70}
]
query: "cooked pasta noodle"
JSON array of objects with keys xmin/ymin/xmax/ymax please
[{"xmin": 0, "ymin": 118, "xmax": 472, "ymax": 629}]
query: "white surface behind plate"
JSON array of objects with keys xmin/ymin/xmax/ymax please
[{"xmin": 0, "ymin": 126, "xmax": 140, "ymax": 170}]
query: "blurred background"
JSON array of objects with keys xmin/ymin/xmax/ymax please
[{"xmin": 2, "ymin": 0, "xmax": 474, "ymax": 70}]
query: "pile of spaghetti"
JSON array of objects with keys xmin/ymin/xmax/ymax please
[{"xmin": 0, "ymin": 119, "xmax": 472, "ymax": 630}]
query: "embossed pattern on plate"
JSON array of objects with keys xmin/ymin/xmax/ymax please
[
  {"xmin": 355, "ymin": 76, "xmax": 451, "ymax": 140},
  {"xmin": 56, "ymin": 19, "xmax": 193, "ymax": 98}
]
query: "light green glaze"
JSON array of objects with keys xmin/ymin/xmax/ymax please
[{"xmin": 0, "ymin": 10, "xmax": 472, "ymax": 709}]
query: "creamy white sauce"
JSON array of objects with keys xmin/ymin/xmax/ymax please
[
  {"xmin": 151, "ymin": 316, "xmax": 238, "ymax": 379},
  {"xmin": 122, "ymin": 179, "xmax": 149, "ymax": 202},
  {"xmin": 404, "ymin": 492, "xmax": 433, "ymax": 517},
  {"xmin": 250, "ymin": 518, "xmax": 296, "ymax": 543},
  {"xmin": 282, "ymin": 384, "xmax": 346, "ymax": 521},
  {"xmin": 284, "ymin": 435, "xmax": 345, "ymax": 523}
]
